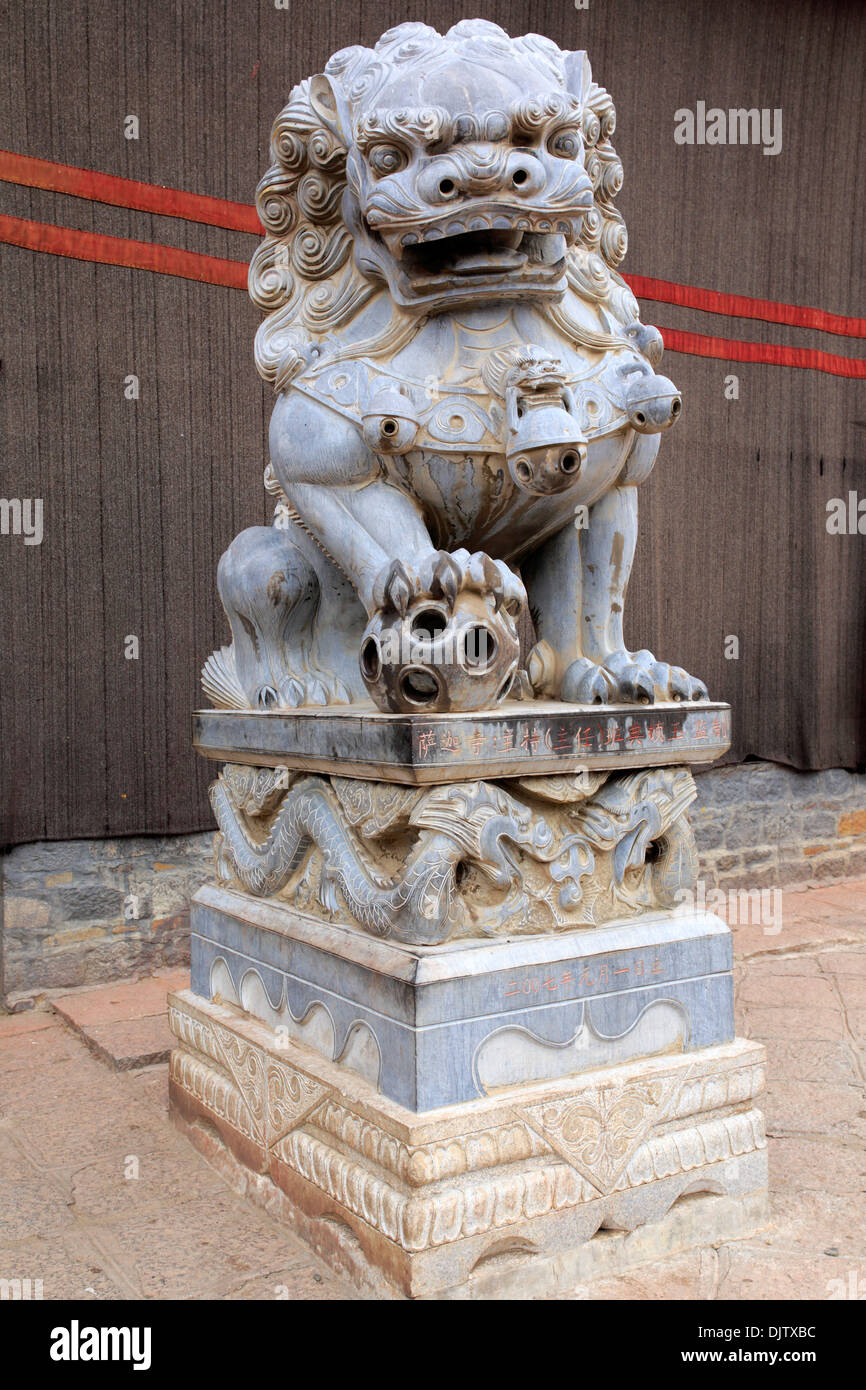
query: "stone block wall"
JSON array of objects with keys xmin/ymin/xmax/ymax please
[
  {"xmin": 2, "ymin": 760, "xmax": 865, "ymax": 1008},
  {"xmin": 692, "ymin": 762, "xmax": 866, "ymax": 890},
  {"xmin": 0, "ymin": 833, "xmax": 213, "ymax": 1006}
]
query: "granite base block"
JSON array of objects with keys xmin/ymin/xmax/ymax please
[
  {"xmin": 168, "ymin": 988, "xmax": 768, "ymax": 1300},
  {"xmin": 191, "ymin": 885, "xmax": 734, "ymax": 1110}
]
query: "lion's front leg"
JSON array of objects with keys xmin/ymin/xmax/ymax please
[
  {"xmin": 271, "ymin": 393, "xmax": 526, "ymax": 712},
  {"xmin": 525, "ymin": 484, "xmax": 708, "ymax": 704},
  {"xmin": 288, "ymin": 477, "xmax": 526, "ymax": 711}
]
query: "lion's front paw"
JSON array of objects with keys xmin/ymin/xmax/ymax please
[
  {"xmin": 562, "ymin": 650, "xmax": 709, "ymax": 705},
  {"xmin": 372, "ymin": 549, "xmax": 525, "ymax": 620},
  {"xmin": 362, "ymin": 550, "xmax": 526, "ymax": 713}
]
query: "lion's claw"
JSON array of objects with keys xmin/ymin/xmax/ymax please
[
  {"xmin": 665, "ymin": 664, "xmax": 708, "ymax": 702},
  {"xmin": 375, "ymin": 548, "xmax": 526, "ymax": 618},
  {"xmin": 374, "ymin": 558, "xmax": 415, "ymax": 615},
  {"xmin": 562, "ymin": 650, "xmax": 709, "ymax": 704},
  {"xmin": 561, "ymin": 658, "xmax": 612, "ymax": 704}
]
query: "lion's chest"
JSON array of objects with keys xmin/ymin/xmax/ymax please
[
  {"xmin": 389, "ymin": 440, "xmax": 628, "ymax": 558},
  {"xmin": 293, "ymin": 309, "xmax": 636, "ymax": 559}
]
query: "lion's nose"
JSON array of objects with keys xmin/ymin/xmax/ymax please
[
  {"xmin": 420, "ymin": 148, "xmax": 546, "ymax": 204},
  {"xmin": 501, "ymin": 151, "xmax": 545, "ymax": 197}
]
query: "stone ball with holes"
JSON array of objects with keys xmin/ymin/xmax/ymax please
[{"xmin": 359, "ymin": 590, "xmax": 520, "ymax": 714}]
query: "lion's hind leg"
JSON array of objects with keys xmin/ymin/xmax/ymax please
[{"xmin": 202, "ymin": 522, "xmax": 366, "ymax": 711}]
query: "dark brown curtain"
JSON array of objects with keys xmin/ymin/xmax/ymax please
[{"xmin": 1, "ymin": 0, "xmax": 864, "ymax": 845}]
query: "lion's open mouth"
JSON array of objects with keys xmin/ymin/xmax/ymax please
[{"xmin": 400, "ymin": 227, "xmax": 567, "ymax": 286}]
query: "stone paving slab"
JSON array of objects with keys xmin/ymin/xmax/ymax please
[
  {"xmin": 0, "ymin": 879, "xmax": 864, "ymax": 1300},
  {"xmin": 725, "ymin": 878, "xmax": 866, "ymax": 959},
  {"xmin": 0, "ymin": 1011, "xmax": 58, "ymax": 1037},
  {"xmin": 49, "ymin": 968, "xmax": 188, "ymax": 1069},
  {"xmin": 71, "ymin": 1015, "xmax": 175, "ymax": 1071}
]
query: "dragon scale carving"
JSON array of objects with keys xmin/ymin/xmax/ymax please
[{"xmin": 211, "ymin": 764, "xmax": 698, "ymax": 945}]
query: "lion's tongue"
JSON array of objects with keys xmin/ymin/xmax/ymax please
[
  {"xmin": 428, "ymin": 227, "xmax": 527, "ymax": 276},
  {"xmin": 446, "ymin": 246, "xmax": 528, "ymax": 275}
]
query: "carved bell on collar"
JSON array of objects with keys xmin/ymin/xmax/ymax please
[
  {"xmin": 504, "ymin": 374, "xmax": 587, "ymax": 496},
  {"xmin": 622, "ymin": 363, "xmax": 682, "ymax": 433},
  {"xmin": 362, "ymin": 381, "xmax": 421, "ymax": 454}
]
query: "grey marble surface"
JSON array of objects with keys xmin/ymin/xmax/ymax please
[
  {"xmin": 191, "ymin": 886, "xmax": 734, "ymax": 1109},
  {"xmin": 193, "ymin": 701, "xmax": 730, "ymax": 784}
]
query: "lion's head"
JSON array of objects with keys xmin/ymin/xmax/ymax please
[{"xmin": 251, "ymin": 21, "xmax": 634, "ymax": 388}]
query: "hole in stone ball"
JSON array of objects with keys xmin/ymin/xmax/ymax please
[
  {"xmin": 400, "ymin": 667, "xmax": 439, "ymax": 705},
  {"xmin": 410, "ymin": 608, "xmax": 447, "ymax": 642},
  {"xmin": 671, "ymin": 398, "xmax": 682, "ymax": 417},
  {"xmin": 515, "ymin": 458, "xmax": 533, "ymax": 483},
  {"xmin": 381, "ymin": 417, "xmax": 398, "ymax": 436},
  {"xmin": 560, "ymin": 451, "xmax": 580, "ymax": 474},
  {"xmin": 464, "ymin": 626, "xmax": 497, "ymax": 670},
  {"xmin": 360, "ymin": 636, "xmax": 381, "ymax": 681}
]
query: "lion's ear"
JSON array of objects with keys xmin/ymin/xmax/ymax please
[
  {"xmin": 309, "ymin": 73, "xmax": 348, "ymax": 140},
  {"xmin": 563, "ymin": 50, "xmax": 592, "ymax": 105}
]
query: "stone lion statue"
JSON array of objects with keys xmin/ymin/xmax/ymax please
[{"xmin": 202, "ymin": 20, "xmax": 709, "ymax": 715}]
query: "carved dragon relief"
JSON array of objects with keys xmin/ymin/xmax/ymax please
[
  {"xmin": 202, "ymin": 20, "xmax": 711, "ymax": 718},
  {"xmin": 210, "ymin": 762, "xmax": 698, "ymax": 945}
]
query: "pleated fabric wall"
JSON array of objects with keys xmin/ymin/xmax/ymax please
[{"xmin": 1, "ymin": 0, "xmax": 864, "ymax": 844}]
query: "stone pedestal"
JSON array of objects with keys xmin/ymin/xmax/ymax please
[
  {"xmin": 168, "ymin": 987, "xmax": 768, "ymax": 1300},
  {"xmin": 168, "ymin": 702, "xmax": 769, "ymax": 1298},
  {"xmin": 189, "ymin": 885, "xmax": 736, "ymax": 1109},
  {"xmin": 192, "ymin": 700, "xmax": 731, "ymax": 783}
]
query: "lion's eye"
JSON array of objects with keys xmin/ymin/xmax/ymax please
[
  {"xmin": 549, "ymin": 128, "xmax": 581, "ymax": 159},
  {"xmin": 368, "ymin": 144, "xmax": 408, "ymax": 176}
]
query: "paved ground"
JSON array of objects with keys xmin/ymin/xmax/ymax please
[{"xmin": 1, "ymin": 880, "xmax": 864, "ymax": 1301}]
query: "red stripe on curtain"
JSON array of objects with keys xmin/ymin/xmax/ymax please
[
  {"xmin": 661, "ymin": 326, "xmax": 866, "ymax": 378},
  {"xmin": 627, "ymin": 274, "xmax": 866, "ymax": 340},
  {"xmin": 0, "ymin": 214, "xmax": 249, "ymax": 289},
  {"xmin": 0, "ymin": 149, "xmax": 261, "ymax": 235}
]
